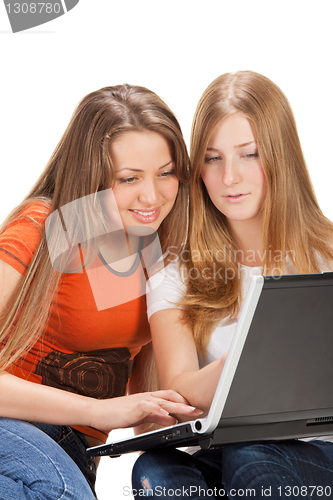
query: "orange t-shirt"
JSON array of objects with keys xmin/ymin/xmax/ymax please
[{"xmin": 0, "ymin": 202, "xmax": 151, "ymax": 442}]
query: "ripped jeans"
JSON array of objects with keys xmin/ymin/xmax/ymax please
[
  {"xmin": 0, "ymin": 417, "xmax": 97, "ymax": 500},
  {"xmin": 131, "ymin": 440, "xmax": 333, "ymax": 499}
]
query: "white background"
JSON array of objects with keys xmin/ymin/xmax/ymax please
[{"xmin": 0, "ymin": 1, "xmax": 332, "ymax": 498}]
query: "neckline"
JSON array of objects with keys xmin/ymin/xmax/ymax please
[
  {"xmin": 97, "ymin": 237, "xmax": 144, "ymax": 277},
  {"xmin": 239, "ymin": 262, "xmax": 262, "ymax": 271}
]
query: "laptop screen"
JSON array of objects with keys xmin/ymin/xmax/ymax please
[{"xmin": 221, "ymin": 274, "xmax": 333, "ymax": 423}]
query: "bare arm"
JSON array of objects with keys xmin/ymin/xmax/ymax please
[
  {"xmin": 0, "ymin": 258, "xmax": 24, "ymax": 317},
  {"xmin": 150, "ymin": 308, "xmax": 227, "ymax": 414},
  {"xmin": 0, "ymin": 371, "xmax": 200, "ymax": 430},
  {"xmin": 128, "ymin": 342, "xmax": 158, "ymax": 435},
  {"xmin": 127, "ymin": 343, "xmax": 203, "ymax": 434},
  {"xmin": 0, "ymin": 260, "xmax": 201, "ymax": 430}
]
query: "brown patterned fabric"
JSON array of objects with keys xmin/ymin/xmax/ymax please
[{"xmin": 36, "ymin": 347, "xmax": 133, "ymax": 399}]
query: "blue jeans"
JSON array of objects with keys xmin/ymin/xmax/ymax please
[
  {"xmin": 131, "ymin": 440, "xmax": 333, "ymax": 499},
  {"xmin": 0, "ymin": 417, "xmax": 96, "ymax": 500}
]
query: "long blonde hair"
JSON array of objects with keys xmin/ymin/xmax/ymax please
[
  {"xmin": 0, "ymin": 84, "xmax": 189, "ymax": 372},
  {"xmin": 181, "ymin": 71, "xmax": 333, "ymax": 358}
]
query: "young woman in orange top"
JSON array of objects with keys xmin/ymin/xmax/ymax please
[{"xmin": 0, "ymin": 84, "xmax": 200, "ymax": 499}]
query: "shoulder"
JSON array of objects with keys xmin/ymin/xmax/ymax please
[
  {"xmin": 1, "ymin": 200, "xmax": 51, "ymax": 245},
  {"xmin": 0, "ymin": 200, "xmax": 51, "ymax": 274},
  {"xmin": 146, "ymin": 257, "xmax": 187, "ymax": 320},
  {"xmin": 148, "ymin": 257, "xmax": 186, "ymax": 290},
  {"xmin": 2, "ymin": 200, "xmax": 51, "ymax": 232},
  {"xmin": 16, "ymin": 200, "xmax": 51, "ymax": 224}
]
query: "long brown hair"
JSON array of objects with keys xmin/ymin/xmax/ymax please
[
  {"xmin": 181, "ymin": 71, "xmax": 333, "ymax": 358},
  {"xmin": 0, "ymin": 84, "xmax": 189, "ymax": 372}
]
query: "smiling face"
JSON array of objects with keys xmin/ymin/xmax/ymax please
[
  {"xmin": 110, "ymin": 130, "xmax": 179, "ymax": 233},
  {"xmin": 201, "ymin": 113, "xmax": 266, "ymax": 234}
]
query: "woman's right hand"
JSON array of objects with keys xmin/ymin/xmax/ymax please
[{"xmin": 89, "ymin": 390, "xmax": 203, "ymax": 431}]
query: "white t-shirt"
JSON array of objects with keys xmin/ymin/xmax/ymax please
[
  {"xmin": 147, "ymin": 257, "xmax": 301, "ymax": 366},
  {"xmin": 146, "ymin": 257, "xmax": 333, "ymax": 443}
]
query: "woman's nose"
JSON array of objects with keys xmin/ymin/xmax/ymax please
[
  {"xmin": 221, "ymin": 159, "xmax": 241, "ymax": 186},
  {"xmin": 138, "ymin": 180, "xmax": 158, "ymax": 205}
]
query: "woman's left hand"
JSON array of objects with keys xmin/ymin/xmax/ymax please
[{"xmin": 88, "ymin": 389, "xmax": 203, "ymax": 431}]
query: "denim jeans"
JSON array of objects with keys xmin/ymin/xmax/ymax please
[
  {"xmin": 0, "ymin": 417, "xmax": 96, "ymax": 500},
  {"xmin": 131, "ymin": 440, "xmax": 333, "ymax": 499},
  {"xmin": 132, "ymin": 447, "xmax": 226, "ymax": 499}
]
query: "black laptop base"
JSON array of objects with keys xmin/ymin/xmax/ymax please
[
  {"xmin": 87, "ymin": 423, "xmax": 201, "ymax": 458},
  {"xmin": 87, "ymin": 416, "xmax": 333, "ymax": 458}
]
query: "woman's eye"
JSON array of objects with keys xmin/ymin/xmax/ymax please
[
  {"xmin": 159, "ymin": 170, "xmax": 176, "ymax": 178},
  {"xmin": 118, "ymin": 176, "xmax": 137, "ymax": 184},
  {"xmin": 204, "ymin": 156, "xmax": 221, "ymax": 163},
  {"xmin": 242, "ymin": 152, "xmax": 259, "ymax": 159}
]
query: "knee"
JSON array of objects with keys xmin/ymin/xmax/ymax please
[
  {"xmin": 132, "ymin": 450, "xmax": 174, "ymax": 486},
  {"xmin": 0, "ymin": 418, "xmax": 94, "ymax": 500},
  {"xmin": 223, "ymin": 442, "xmax": 286, "ymax": 467},
  {"xmin": 132, "ymin": 451, "xmax": 163, "ymax": 497},
  {"xmin": 222, "ymin": 442, "xmax": 295, "ymax": 491},
  {"xmin": 132, "ymin": 448, "xmax": 195, "ymax": 491}
]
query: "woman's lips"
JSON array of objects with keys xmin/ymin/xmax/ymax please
[
  {"xmin": 223, "ymin": 193, "xmax": 249, "ymax": 203},
  {"xmin": 129, "ymin": 207, "xmax": 161, "ymax": 223}
]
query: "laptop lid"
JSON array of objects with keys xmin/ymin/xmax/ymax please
[{"xmin": 208, "ymin": 271, "xmax": 333, "ymax": 445}]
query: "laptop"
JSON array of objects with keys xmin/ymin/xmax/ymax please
[{"xmin": 87, "ymin": 272, "xmax": 333, "ymax": 458}]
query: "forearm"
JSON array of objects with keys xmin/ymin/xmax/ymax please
[
  {"xmin": 150, "ymin": 309, "xmax": 227, "ymax": 414},
  {"xmin": 0, "ymin": 372, "xmax": 201, "ymax": 431},
  {"xmin": 163, "ymin": 356, "xmax": 226, "ymax": 414},
  {"xmin": 0, "ymin": 372, "xmax": 94, "ymax": 426}
]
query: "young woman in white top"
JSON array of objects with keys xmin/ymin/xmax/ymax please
[{"xmin": 132, "ymin": 71, "xmax": 333, "ymax": 499}]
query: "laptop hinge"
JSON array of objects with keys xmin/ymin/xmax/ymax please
[{"xmin": 199, "ymin": 437, "xmax": 213, "ymax": 449}]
